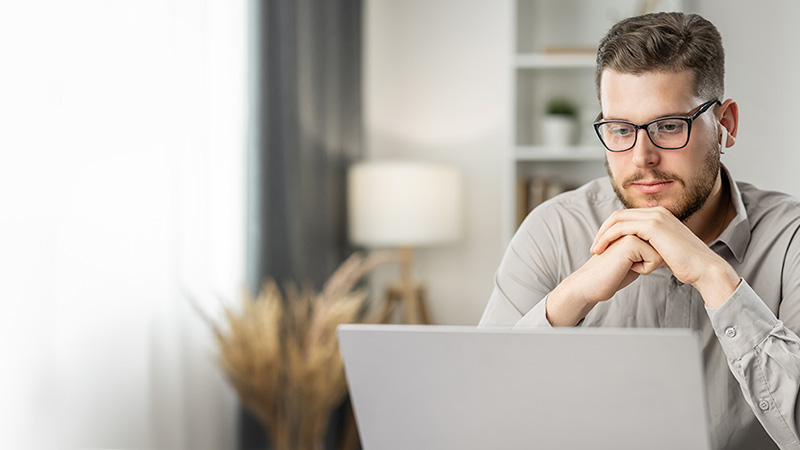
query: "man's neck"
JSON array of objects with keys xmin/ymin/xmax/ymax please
[{"xmin": 686, "ymin": 170, "xmax": 734, "ymax": 244}]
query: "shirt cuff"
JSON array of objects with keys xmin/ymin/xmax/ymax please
[
  {"xmin": 513, "ymin": 294, "xmax": 554, "ymax": 328},
  {"xmin": 708, "ymin": 279, "xmax": 779, "ymax": 360}
]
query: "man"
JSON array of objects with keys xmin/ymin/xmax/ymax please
[{"xmin": 479, "ymin": 12, "xmax": 800, "ymax": 450}]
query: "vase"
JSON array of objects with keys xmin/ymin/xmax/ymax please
[{"xmin": 542, "ymin": 115, "xmax": 578, "ymax": 149}]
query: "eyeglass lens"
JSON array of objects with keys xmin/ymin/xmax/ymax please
[{"xmin": 597, "ymin": 119, "xmax": 689, "ymax": 151}]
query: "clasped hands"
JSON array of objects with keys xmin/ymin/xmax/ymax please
[{"xmin": 546, "ymin": 207, "xmax": 740, "ymax": 326}]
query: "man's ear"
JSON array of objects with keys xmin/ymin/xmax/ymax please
[{"xmin": 719, "ymin": 99, "xmax": 738, "ymax": 148}]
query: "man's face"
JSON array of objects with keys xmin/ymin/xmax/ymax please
[{"xmin": 600, "ymin": 69, "xmax": 721, "ymax": 221}]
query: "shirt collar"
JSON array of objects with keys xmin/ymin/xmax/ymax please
[{"xmin": 711, "ymin": 164, "xmax": 750, "ymax": 263}]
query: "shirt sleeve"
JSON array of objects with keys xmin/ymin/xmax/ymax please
[
  {"xmin": 709, "ymin": 282, "xmax": 800, "ymax": 449},
  {"xmin": 478, "ymin": 204, "xmax": 564, "ymax": 328},
  {"xmin": 478, "ymin": 281, "xmax": 552, "ymax": 328}
]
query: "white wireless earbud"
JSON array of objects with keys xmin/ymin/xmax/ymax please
[{"xmin": 719, "ymin": 125, "xmax": 728, "ymax": 154}]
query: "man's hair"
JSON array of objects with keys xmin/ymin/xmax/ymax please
[{"xmin": 595, "ymin": 12, "xmax": 725, "ymax": 101}]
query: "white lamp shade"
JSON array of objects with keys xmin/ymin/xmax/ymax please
[{"xmin": 348, "ymin": 161, "xmax": 463, "ymax": 248}]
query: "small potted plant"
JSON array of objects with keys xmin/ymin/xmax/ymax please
[{"xmin": 542, "ymin": 97, "xmax": 579, "ymax": 149}]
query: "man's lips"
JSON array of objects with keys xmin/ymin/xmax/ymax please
[{"xmin": 629, "ymin": 180, "xmax": 674, "ymax": 194}]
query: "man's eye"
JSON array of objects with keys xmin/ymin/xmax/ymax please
[
  {"xmin": 656, "ymin": 120, "xmax": 685, "ymax": 133},
  {"xmin": 610, "ymin": 125, "xmax": 633, "ymax": 136}
]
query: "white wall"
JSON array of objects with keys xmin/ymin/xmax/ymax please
[
  {"xmin": 693, "ymin": 0, "xmax": 800, "ymax": 197},
  {"xmin": 363, "ymin": 0, "xmax": 513, "ymax": 325},
  {"xmin": 363, "ymin": 1, "xmax": 800, "ymax": 325}
]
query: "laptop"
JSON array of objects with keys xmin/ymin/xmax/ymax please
[{"xmin": 338, "ymin": 324, "xmax": 711, "ymax": 450}]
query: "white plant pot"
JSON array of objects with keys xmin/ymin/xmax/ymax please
[{"xmin": 542, "ymin": 115, "xmax": 578, "ymax": 149}]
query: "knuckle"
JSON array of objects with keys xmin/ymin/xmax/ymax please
[{"xmin": 655, "ymin": 207, "xmax": 671, "ymax": 219}]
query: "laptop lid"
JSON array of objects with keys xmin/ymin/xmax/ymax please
[{"xmin": 338, "ymin": 324, "xmax": 711, "ymax": 450}]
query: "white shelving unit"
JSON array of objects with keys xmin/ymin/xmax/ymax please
[
  {"xmin": 504, "ymin": 0, "xmax": 684, "ymax": 243},
  {"xmin": 505, "ymin": 1, "xmax": 609, "ymax": 242}
]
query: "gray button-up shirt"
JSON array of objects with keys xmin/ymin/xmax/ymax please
[{"xmin": 480, "ymin": 167, "xmax": 800, "ymax": 450}]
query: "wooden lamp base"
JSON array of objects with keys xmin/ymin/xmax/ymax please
[{"xmin": 378, "ymin": 247, "xmax": 431, "ymax": 324}]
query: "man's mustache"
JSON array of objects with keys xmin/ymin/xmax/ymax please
[{"xmin": 623, "ymin": 169, "xmax": 684, "ymax": 188}]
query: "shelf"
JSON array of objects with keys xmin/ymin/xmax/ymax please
[
  {"xmin": 504, "ymin": 0, "xmax": 621, "ymax": 243},
  {"xmin": 515, "ymin": 53, "xmax": 596, "ymax": 69},
  {"xmin": 515, "ymin": 145, "xmax": 605, "ymax": 161}
]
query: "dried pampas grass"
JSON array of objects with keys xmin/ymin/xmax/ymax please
[{"xmin": 204, "ymin": 251, "xmax": 393, "ymax": 450}]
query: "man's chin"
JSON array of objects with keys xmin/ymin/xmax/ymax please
[
  {"xmin": 620, "ymin": 194, "xmax": 680, "ymax": 216},
  {"xmin": 612, "ymin": 180, "xmax": 688, "ymax": 217},
  {"xmin": 620, "ymin": 192, "xmax": 664, "ymax": 209},
  {"xmin": 634, "ymin": 199, "xmax": 669, "ymax": 209}
]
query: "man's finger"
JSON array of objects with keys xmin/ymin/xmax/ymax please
[
  {"xmin": 592, "ymin": 220, "xmax": 653, "ymax": 254},
  {"xmin": 591, "ymin": 207, "xmax": 670, "ymax": 254}
]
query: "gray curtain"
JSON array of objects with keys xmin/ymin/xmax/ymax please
[{"xmin": 243, "ymin": 0, "xmax": 363, "ymax": 448}]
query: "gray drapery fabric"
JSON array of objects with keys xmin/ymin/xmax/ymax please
[
  {"xmin": 243, "ymin": 0, "xmax": 363, "ymax": 448},
  {"xmin": 247, "ymin": 0, "xmax": 363, "ymax": 290}
]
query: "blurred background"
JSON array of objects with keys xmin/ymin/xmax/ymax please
[{"xmin": 2, "ymin": 0, "xmax": 799, "ymax": 449}]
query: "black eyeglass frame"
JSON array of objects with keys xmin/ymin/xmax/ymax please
[{"xmin": 593, "ymin": 99, "xmax": 722, "ymax": 152}]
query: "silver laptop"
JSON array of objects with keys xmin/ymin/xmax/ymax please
[{"xmin": 338, "ymin": 324, "xmax": 711, "ymax": 450}]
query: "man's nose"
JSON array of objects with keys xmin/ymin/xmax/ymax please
[{"xmin": 631, "ymin": 128, "xmax": 660, "ymax": 168}]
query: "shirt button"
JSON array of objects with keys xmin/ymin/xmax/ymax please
[
  {"xmin": 759, "ymin": 399, "xmax": 770, "ymax": 411},
  {"xmin": 725, "ymin": 326, "xmax": 737, "ymax": 338}
]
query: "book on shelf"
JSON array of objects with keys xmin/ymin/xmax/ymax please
[{"xmin": 515, "ymin": 176, "xmax": 578, "ymax": 228}]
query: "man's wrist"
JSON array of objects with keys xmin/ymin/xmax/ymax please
[
  {"xmin": 693, "ymin": 260, "xmax": 741, "ymax": 308},
  {"xmin": 546, "ymin": 281, "xmax": 596, "ymax": 327}
]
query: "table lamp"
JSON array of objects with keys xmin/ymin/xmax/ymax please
[{"xmin": 347, "ymin": 160, "xmax": 463, "ymax": 324}]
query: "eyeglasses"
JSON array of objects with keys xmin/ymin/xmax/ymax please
[{"xmin": 593, "ymin": 99, "xmax": 721, "ymax": 152}]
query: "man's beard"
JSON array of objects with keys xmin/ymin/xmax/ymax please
[{"xmin": 606, "ymin": 146, "xmax": 721, "ymax": 222}]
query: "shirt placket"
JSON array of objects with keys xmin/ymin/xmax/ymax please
[{"xmin": 665, "ymin": 275, "xmax": 693, "ymax": 328}]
